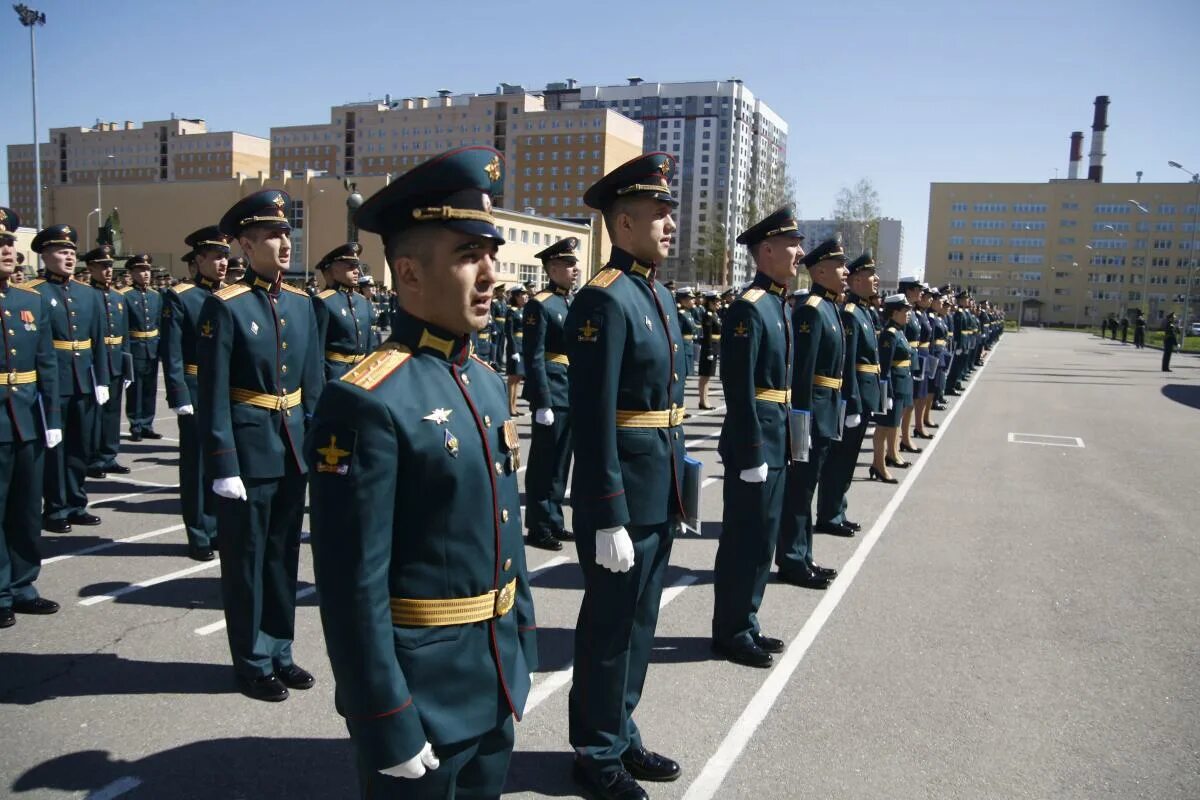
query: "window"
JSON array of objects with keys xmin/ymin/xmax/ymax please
[
  {"xmin": 520, "ymin": 230, "xmax": 528, "ymax": 244},
  {"xmin": 1093, "ymin": 204, "xmax": 1131, "ymax": 215},
  {"xmin": 949, "ymin": 236, "xmax": 965, "ymax": 245},
  {"xmin": 1153, "ymin": 239, "xmax": 1173, "ymax": 249},
  {"xmin": 1093, "ymin": 221, "xmax": 1130, "ymax": 232},
  {"xmin": 1154, "ymin": 222, "xmax": 1174, "ymax": 232},
  {"xmin": 1061, "ymin": 201, "xmax": 1079, "ymax": 210},
  {"xmin": 951, "ymin": 202, "xmax": 968, "ymax": 212},
  {"xmin": 1158, "ymin": 204, "xmax": 1176, "ymax": 215},
  {"xmin": 1060, "ymin": 219, "xmax": 1077, "ymax": 228},
  {"xmin": 972, "ymin": 220, "xmax": 1005, "ymax": 230},
  {"xmin": 973, "ymin": 202, "xmax": 1007, "ymax": 212},
  {"xmin": 970, "ymin": 236, "xmax": 1003, "ymax": 247},
  {"xmin": 1012, "ymin": 203, "xmax": 1047, "ymax": 213},
  {"xmin": 1011, "ymin": 220, "xmax": 1046, "ymax": 231}
]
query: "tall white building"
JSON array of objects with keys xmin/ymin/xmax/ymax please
[
  {"xmin": 795, "ymin": 217, "xmax": 904, "ymax": 290},
  {"xmin": 545, "ymin": 78, "xmax": 789, "ymax": 285}
]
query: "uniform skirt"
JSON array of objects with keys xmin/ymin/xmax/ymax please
[
  {"xmin": 698, "ymin": 347, "xmax": 719, "ymax": 377},
  {"xmin": 872, "ymin": 389, "xmax": 910, "ymax": 427}
]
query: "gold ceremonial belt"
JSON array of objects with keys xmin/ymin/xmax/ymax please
[
  {"xmin": 907, "ymin": 340, "xmax": 920, "ymax": 347},
  {"xmin": 934, "ymin": 339, "xmax": 948, "ymax": 346},
  {"xmin": 513, "ymin": 333, "xmax": 524, "ymax": 339},
  {"xmin": 855, "ymin": 364, "xmax": 881, "ymax": 374},
  {"xmin": 918, "ymin": 343, "xmax": 931, "ymax": 349},
  {"xmin": 754, "ymin": 387, "xmax": 791, "ymax": 403},
  {"xmin": 545, "ymin": 352, "xmax": 569, "ymax": 365},
  {"xmin": 681, "ymin": 334, "xmax": 694, "ymax": 340},
  {"xmin": 494, "ymin": 316, "xmax": 507, "ymax": 321},
  {"xmin": 53, "ymin": 339, "xmax": 91, "ymax": 351},
  {"xmin": 2, "ymin": 370, "xmax": 37, "ymax": 385},
  {"xmin": 813, "ymin": 375, "xmax": 842, "ymax": 390},
  {"xmin": 390, "ymin": 578, "xmax": 517, "ymax": 627},
  {"xmin": 616, "ymin": 406, "xmax": 686, "ymax": 428},
  {"xmin": 325, "ymin": 351, "xmax": 366, "ymax": 365},
  {"xmin": 478, "ymin": 333, "xmax": 491, "ymax": 340},
  {"xmin": 893, "ymin": 360, "xmax": 912, "ymax": 368},
  {"xmin": 184, "ymin": 363, "xmax": 199, "ymax": 376},
  {"xmin": 130, "ymin": 329, "xmax": 159, "ymax": 339},
  {"xmin": 103, "ymin": 336, "xmax": 124, "ymax": 346},
  {"xmin": 964, "ymin": 329, "xmax": 977, "ymax": 334},
  {"xmin": 709, "ymin": 334, "xmax": 722, "ymax": 341},
  {"xmin": 231, "ymin": 387, "xmax": 302, "ymax": 411}
]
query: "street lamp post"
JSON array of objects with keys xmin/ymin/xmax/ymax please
[
  {"xmin": 96, "ymin": 153, "xmax": 114, "ymax": 224},
  {"xmin": 1168, "ymin": 161, "xmax": 1199, "ymax": 349},
  {"xmin": 1128, "ymin": 200, "xmax": 1151, "ymax": 318},
  {"xmin": 85, "ymin": 207, "xmax": 100, "ymax": 247},
  {"xmin": 13, "ymin": 4, "xmax": 46, "ymax": 231}
]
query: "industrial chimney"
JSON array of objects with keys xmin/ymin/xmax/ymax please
[
  {"xmin": 1087, "ymin": 95, "xmax": 1109, "ymax": 183},
  {"xmin": 1067, "ymin": 131, "xmax": 1084, "ymax": 180}
]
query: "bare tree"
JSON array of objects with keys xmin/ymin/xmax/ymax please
[
  {"xmin": 695, "ymin": 221, "xmax": 730, "ymax": 287},
  {"xmin": 833, "ymin": 178, "xmax": 881, "ymax": 255}
]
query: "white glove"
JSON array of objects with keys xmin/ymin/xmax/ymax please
[
  {"xmin": 122, "ymin": 378, "xmax": 133, "ymax": 390},
  {"xmin": 739, "ymin": 463, "xmax": 768, "ymax": 483},
  {"xmin": 213, "ymin": 476, "xmax": 248, "ymax": 501},
  {"xmin": 175, "ymin": 404, "xmax": 195, "ymax": 416},
  {"xmin": 596, "ymin": 526, "xmax": 635, "ymax": 573},
  {"xmin": 511, "ymin": 352, "xmax": 521, "ymax": 363},
  {"xmin": 534, "ymin": 408, "xmax": 555, "ymax": 426},
  {"xmin": 95, "ymin": 385, "xmax": 110, "ymax": 405},
  {"xmin": 887, "ymin": 397, "xmax": 894, "ymax": 411},
  {"xmin": 845, "ymin": 414, "xmax": 862, "ymax": 429},
  {"xmin": 45, "ymin": 428, "xmax": 63, "ymax": 449},
  {"xmin": 380, "ymin": 742, "xmax": 440, "ymax": 780}
]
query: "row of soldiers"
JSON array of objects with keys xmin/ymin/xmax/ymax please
[{"xmin": 0, "ymin": 146, "xmax": 1002, "ymax": 799}]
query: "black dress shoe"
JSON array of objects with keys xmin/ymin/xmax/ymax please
[
  {"xmin": 554, "ymin": 529, "xmax": 575, "ymax": 542},
  {"xmin": 13, "ymin": 597, "xmax": 59, "ymax": 615},
  {"xmin": 188, "ymin": 544, "xmax": 215, "ymax": 562},
  {"xmin": 814, "ymin": 521, "xmax": 857, "ymax": 537},
  {"xmin": 712, "ymin": 639, "xmax": 773, "ymax": 669},
  {"xmin": 778, "ymin": 566, "xmax": 831, "ymax": 590},
  {"xmin": 276, "ymin": 663, "xmax": 315, "ymax": 690},
  {"xmin": 885, "ymin": 457, "xmax": 910, "ymax": 469},
  {"xmin": 140, "ymin": 430, "xmax": 164, "ymax": 440},
  {"xmin": 105, "ymin": 463, "xmax": 132, "ymax": 475},
  {"xmin": 899, "ymin": 443, "xmax": 923, "ymax": 454},
  {"xmin": 67, "ymin": 512, "xmax": 102, "ymax": 526},
  {"xmin": 752, "ymin": 633, "xmax": 786, "ymax": 654},
  {"xmin": 914, "ymin": 431, "xmax": 934, "ymax": 440},
  {"xmin": 843, "ymin": 520, "xmax": 862, "ymax": 532},
  {"xmin": 128, "ymin": 429, "xmax": 143, "ymax": 442},
  {"xmin": 526, "ymin": 529, "xmax": 564, "ymax": 551},
  {"xmin": 573, "ymin": 763, "xmax": 648, "ymax": 800},
  {"xmin": 933, "ymin": 402, "xmax": 948, "ymax": 410},
  {"xmin": 0, "ymin": 608, "xmax": 13, "ymax": 628},
  {"xmin": 43, "ymin": 517, "xmax": 72, "ymax": 533},
  {"xmin": 86, "ymin": 466, "xmax": 107, "ymax": 479},
  {"xmin": 811, "ymin": 563, "xmax": 839, "ymax": 579},
  {"xmin": 238, "ymin": 673, "xmax": 289, "ymax": 702},
  {"xmin": 620, "ymin": 748, "xmax": 681, "ymax": 783}
]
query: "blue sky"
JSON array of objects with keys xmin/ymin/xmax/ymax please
[{"xmin": 2, "ymin": 0, "xmax": 1197, "ymax": 270}]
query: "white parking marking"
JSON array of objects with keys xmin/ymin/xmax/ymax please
[
  {"xmin": 88, "ymin": 485, "xmax": 177, "ymax": 508},
  {"xmin": 43, "ymin": 523, "xmax": 185, "ymax": 566},
  {"xmin": 84, "ymin": 776, "xmax": 142, "ymax": 799},
  {"xmin": 80, "ymin": 558, "xmax": 221, "ymax": 606},
  {"xmin": 1007, "ymin": 432, "xmax": 1085, "ymax": 447}
]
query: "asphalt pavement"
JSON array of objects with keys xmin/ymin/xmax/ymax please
[{"xmin": 2, "ymin": 329, "xmax": 1197, "ymax": 799}]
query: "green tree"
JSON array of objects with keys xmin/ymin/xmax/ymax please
[
  {"xmin": 833, "ymin": 178, "xmax": 881, "ymax": 255},
  {"xmin": 695, "ymin": 221, "xmax": 729, "ymax": 287}
]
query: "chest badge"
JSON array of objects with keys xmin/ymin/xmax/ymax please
[
  {"xmin": 444, "ymin": 429, "xmax": 460, "ymax": 457},
  {"xmin": 341, "ymin": 308, "xmax": 348, "ymax": 317},
  {"xmin": 250, "ymin": 321, "xmax": 259, "ymax": 336},
  {"xmin": 21, "ymin": 309, "xmax": 36, "ymax": 331},
  {"xmin": 50, "ymin": 298, "xmax": 58, "ymax": 308},
  {"xmin": 423, "ymin": 408, "xmax": 453, "ymax": 425},
  {"xmin": 557, "ymin": 313, "xmax": 563, "ymax": 322},
  {"xmin": 644, "ymin": 315, "xmax": 654, "ymax": 333}
]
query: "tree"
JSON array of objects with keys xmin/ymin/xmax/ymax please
[
  {"xmin": 833, "ymin": 178, "xmax": 881, "ymax": 255},
  {"xmin": 694, "ymin": 221, "xmax": 729, "ymax": 287},
  {"xmin": 757, "ymin": 162, "xmax": 797, "ymax": 216}
]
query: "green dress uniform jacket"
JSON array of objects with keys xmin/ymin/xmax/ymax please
[
  {"xmin": 490, "ymin": 299, "xmax": 508, "ymax": 369},
  {"xmin": 89, "ymin": 282, "xmax": 131, "ymax": 469},
  {"xmin": 313, "ymin": 285, "xmax": 372, "ymax": 381},
  {"xmin": 698, "ymin": 308, "xmax": 722, "ymax": 377},
  {"xmin": 504, "ymin": 306, "xmax": 525, "ymax": 377},
  {"xmin": 676, "ymin": 303, "xmax": 697, "ymax": 379},
  {"xmin": 875, "ymin": 323, "xmax": 914, "ymax": 427},
  {"xmin": 306, "ymin": 311, "xmax": 536, "ymax": 773},
  {"xmin": 122, "ymin": 284, "xmax": 163, "ymax": 433},
  {"xmin": 522, "ymin": 285, "xmax": 574, "ymax": 539}
]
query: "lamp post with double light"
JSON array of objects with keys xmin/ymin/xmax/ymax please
[
  {"xmin": 1168, "ymin": 161, "xmax": 1199, "ymax": 348},
  {"xmin": 13, "ymin": 4, "xmax": 46, "ymax": 231}
]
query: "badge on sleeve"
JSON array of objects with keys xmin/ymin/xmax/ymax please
[
  {"xmin": 578, "ymin": 319, "xmax": 600, "ymax": 343},
  {"xmin": 315, "ymin": 429, "xmax": 356, "ymax": 476}
]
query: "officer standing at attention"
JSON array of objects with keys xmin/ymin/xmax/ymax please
[
  {"xmin": 490, "ymin": 285, "xmax": 508, "ymax": 371},
  {"xmin": 123, "ymin": 254, "xmax": 163, "ymax": 441},
  {"xmin": 711, "ymin": 207, "xmax": 804, "ymax": 670},
  {"xmin": 675, "ymin": 288, "xmax": 698, "ymax": 384},
  {"xmin": 163, "ymin": 228, "xmax": 229, "ymax": 561},
  {"xmin": 29, "ymin": 224, "xmax": 109, "ymax": 534},
  {"xmin": 505, "ymin": 286, "xmax": 527, "ymax": 415},
  {"xmin": 82, "ymin": 244, "xmax": 132, "ymax": 478},
  {"xmin": 357, "ymin": 274, "xmax": 380, "ymax": 348},
  {"xmin": 896, "ymin": 277, "xmax": 926, "ymax": 454},
  {"xmin": 565, "ymin": 152, "xmax": 688, "ymax": 800},
  {"xmin": 0, "ymin": 207, "xmax": 62, "ymax": 627},
  {"xmin": 816, "ymin": 250, "xmax": 882, "ymax": 538},
  {"xmin": 307, "ymin": 146, "xmax": 536, "ymax": 797},
  {"xmin": 775, "ymin": 238, "xmax": 848, "ymax": 591},
  {"xmin": 198, "ymin": 190, "xmax": 323, "ymax": 701},
  {"xmin": 312, "ymin": 242, "xmax": 372, "ymax": 381},
  {"xmin": 226, "ymin": 255, "xmax": 247, "ymax": 284},
  {"xmin": 697, "ymin": 291, "xmax": 722, "ymax": 409},
  {"xmin": 523, "ymin": 236, "xmax": 580, "ymax": 551}
]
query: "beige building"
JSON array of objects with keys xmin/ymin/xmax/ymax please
[
  {"xmin": 6, "ymin": 116, "xmax": 270, "ymax": 226},
  {"xmin": 926, "ymin": 180, "xmax": 1200, "ymax": 327},
  {"xmin": 23, "ymin": 171, "xmax": 593, "ymax": 289}
]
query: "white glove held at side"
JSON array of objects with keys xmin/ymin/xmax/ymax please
[
  {"xmin": 596, "ymin": 526, "xmax": 635, "ymax": 573},
  {"xmin": 887, "ymin": 397, "xmax": 894, "ymax": 411},
  {"xmin": 213, "ymin": 476, "xmax": 248, "ymax": 501},
  {"xmin": 845, "ymin": 414, "xmax": 862, "ymax": 429},
  {"xmin": 175, "ymin": 404, "xmax": 195, "ymax": 416},
  {"xmin": 534, "ymin": 408, "xmax": 555, "ymax": 426},
  {"xmin": 45, "ymin": 428, "xmax": 63, "ymax": 449},
  {"xmin": 739, "ymin": 463, "xmax": 768, "ymax": 483},
  {"xmin": 122, "ymin": 378, "xmax": 133, "ymax": 390},
  {"xmin": 95, "ymin": 385, "xmax": 110, "ymax": 405},
  {"xmin": 380, "ymin": 742, "xmax": 440, "ymax": 779}
]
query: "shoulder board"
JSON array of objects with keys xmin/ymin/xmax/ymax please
[
  {"xmin": 23, "ymin": 279, "xmax": 46, "ymax": 289},
  {"xmin": 341, "ymin": 343, "xmax": 412, "ymax": 390},
  {"xmin": 586, "ymin": 268, "xmax": 622, "ymax": 289},
  {"xmin": 171, "ymin": 283, "xmax": 194, "ymax": 295},
  {"xmin": 117, "ymin": 286, "xmax": 132, "ymax": 295},
  {"xmin": 72, "ymin": 277, "xmax": 90, "ymax": 285},
  {"xmin": 741, "ymin": 288, "xmax": 766, "ymax": 303},
  {"xmin": 316, "ymin": 288, "xmax": 337, "ymax": 300},
  {"xmin": 534, "ymin": 290, "xmax": 553, "ymax": 302},
  {"xmin": 844, "ymin": 302, "xmax": 857, "ymax": 314},
  {"xmin": 14, "ymin": 284, "xmax": 42, "ymax": 296},
  {"xmin": 281, "ymin": 284, "xmax": 308, "ymax": 297},
  {"xmin": 214, "ymin": 284, "xmax": 252, "ymax": 301},
  {"xmin": 472, "ymin": 355, "xmax": 496, "ymax": 373},
  {"xmin": 805, "ymin": 295, "xmax": 822, "ymax": 308}
]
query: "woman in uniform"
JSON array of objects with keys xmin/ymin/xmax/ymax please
[
  {"xmin": 698, "ymin": 291, "xmax": 722, "ymax": 409},
  {"xmin": 870, "ymin": 294, "xmax": 915, "ymax": 483}
]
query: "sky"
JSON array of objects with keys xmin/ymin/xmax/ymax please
[{"xmin": 2, "ymin": 0, "xmax": 1198, "ymax": 272}]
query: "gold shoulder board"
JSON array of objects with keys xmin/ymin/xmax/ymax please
[
  {"xmin": 341, "ymin": 343, "xmax": 411, "ymax": 390},
  {"xmin": 742, "ymin": 288, "xmax": 765, "ymax": 303},
  {"xmin": 281, "ymin": 283, "xmax": 308, "ymax": 297},
  {"xmin": 23, "ymin": 279, "xmax": 46, "ymax": 288},
  {"xmin": 805, "ymin": 295, "xmax": 822, "ymax": 308},
  {"xmin": 586, "ymin": 268, "xmax": 622, "ymax": 289},
  {"xmin": 844, "ymin": 302, "xmax": 857, "ymax": 313},
  {"xmin": 534, "ymin": 290, "xmax": 553, "ymax": 302},
  {"xmin": 317, "ymin": 289, "xmax": 337, "ymax": 300},
  {"xmin": 172, "ymin": 283, "xmax": 193, "ymax": 295},
  {"xmin": 215, "ymin": 283, "xmax": 252, "ymax": 301}
]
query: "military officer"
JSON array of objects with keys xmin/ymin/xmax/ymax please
[
  {"xmin": 927, "ymin": 289, "xmax": 950, "ymax": 413},
  {"xmin": 896, "ymin": 277, "xmax": 927, "ymax": 454},
  {"xmin": 197, "ymin": 190, "xmax": 323, "ymax": 701},
  {"xmin": 29, "ymin": 224, "xmax": 110, "ymax": 533},
  {"xmin": 565, "ymin": 152, "xmax": 688, "ymax": 800},
  {"xmin": 520, "ymin": 237, "xmax": 579, "ymax": 552},
  {"xmin": 357, "ymin": 274, "xmax": 380, "ymax": 348},
  {"xmin": 0, "ymin": 207, "xmax": 62, "ymax": 627},
  {"xmin": 698, "ymin": 291, "xmax": 722, "ymax": 409},
  {"xmin": 226, "ymin": 255, "xmax": 247, "ymax": 284},
  {"xmin": 711, "ymin": 208, "xmax": 804, "ymax": 670},
  {"xmin": 122, "ymin": 254, "xmax": 164, "ymax": 441},
  {"xmin": 306, "ymin": 146, "xmax": 536, "ymax": 798},
  {"xmin": 488, "ymin": 286, "xmax": 507, "ymax": 371},
  {"xmin": 82, "ymin": 244, "xmax": 132, "ymax": 478},
  {"xmin": 162, "ymin": 230, "xmax": 228, "ymax": 561},
  {"xmin": 869, "ymin": 294, "xmax": 916, "ymax": 481},
  {"xmin": 504, "ymin": 286, "xmax": 527, "ymax": 415},
  {"xmin": 775, "ymin": 238, "xmax": 848, "ymax": 590},
  {"xmin": 675, "ymin": 288, "xmax": 698, "ymax": 383},
  {"xmin": 312, "ymin": 242, "xmax": 372, "ymax": 381},
  {"xmin": 816, "ymin": 251, "xmax": 883, "ymax": 537}
]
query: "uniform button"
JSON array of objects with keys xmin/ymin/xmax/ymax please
[
  {"xmin": 503, "ymin": 558, "xmax": 512, "ymax": 571},
  {"xmin": 70, "ymin": 311, "xmax": 77, "ymax": 316},
  {"xmin": 9, "ymin": 348, "xmax": 15, "ymax": 355},
  {"xmin": 462, "ymin": 374, "xmax": 470, "ymax": 385},
  {"xmin": 282, "ymin": 341, "xmax": 288, "ymax": 350},
  {"xmin": 280, "ymin": 318, "xmax": 286, "ymax": 326},
  {"xmin": 2, "ymin": 310, "xmax": 9, "ymax": 317},
  {"xmin": 281, "ymin": 365, "xmax": 288, "ymax": 374},
  {"xmin": 6, "ymin": 329, "xmax": 13, "ymax": 335},
  {"xmin": 495, "ymin": 462, "xmax": 503, "ymax": 475},
  {"xmin": 501, "ymin": 509, "xmax": 509, "ymax": 522},
  {"xmin": 673, "ymin": 372, "xmax": 678, "ymax": 381},
  {"xmin": 67, "ymin": 298, "xmax": 73, "ymax": 304},
  {"xmin": 484, "ymin": 415, "xmax": 492, "ymax": 426},
  {"xmin": 673, "ymin": 343, "xmax": 679, "ymax": 352},
  {"xmin": 674, "ymin": 431, "xmax": 679, "ymax": 440}
]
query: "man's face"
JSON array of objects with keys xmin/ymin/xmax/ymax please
[
  {"xmin": 811, "ymin": 258, "xmax": 848, "ymax": 293},
  {"xmin": 329, "ymin": 261, "xmax": 360, "ymax": 288},
  {"xmin": 678, "ymin": 295, "xmax": 694, "ymax": 309},
  {"xmin": 847, "ymin": 269, "xmax": 876, "ymax": 298},
  {"xmin": 195, "ymin": 248, "xmax": 229, "ymax": 283},
  {"xmin": 42, "ymin": 245, "xmax": 76, "ymax": 276},
  {"xmin": 758, "ymin": 236, "xmax": 803, "ymax": 285},
  {"xmin": 904, "ymin": 286, "xmax": 922, "ymax": 305},
  {"xmin": 546, "ymin": 258, "xmax": 578, "ymax": 290},
  {"xmin": 87, "ymin": 262, "xmax": 114, "ymax": 285},
  {"xmin": 617, "ymin": 197, "xmax": 676, "ymax": 264},
  {"xmin": 239, "ymin": 227, "xmax": 291, "ymax": 274},
  {"xmin": 0, "ymin": 238, "xmax": 15, "ymax": 278},
  {"xmin": 395, "ymin": 229, "xmax": 498, "ymax": 336},
  {"xmin": 130, "ymin": 266, "xmax": 151, "ymax": 288}
]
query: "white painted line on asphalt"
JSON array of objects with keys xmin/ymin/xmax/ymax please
[
  {"xmin": 84, "ymin": 776, "xmax": 142, "ymax": 799},
  {"xmin": 95, "ymin": 476, "xmax": 178, "ymax": 488},
  {"xmin": 43, "ymin": 523, "xmax": 186, "ymax": 566},
  {"xmin": 88, "ymin": 485, "xmax": 177, "ymax": 508},
  {"xmin": 1007, "ymin": 432, "xmax": 1085, "ymax": 448},
  {"xmin": 524, "ymin": 572, "xmax": 699, "ymax": 714},
  {"xmin": 682, "ymin": 352, "xmax": 995, "ymax": 800},
  {"xmin": 81, "ymin": 558, "xmax": 221, "ymax": 606},
  {"xmin": 529, "ymin": 555, "xmax": 571, "ymax": 577}
]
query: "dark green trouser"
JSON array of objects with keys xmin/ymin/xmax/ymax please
[
  {"xmin": 816, "ymin": 419, "xmax": 870, "ymax": 526},
  {"xmin": 177, "ymin": 411, "xmax": 217, "ymax": 549},
  {"xmin": 0, "ymin": 439, "xmax": 46, "ymax": 607},
  {"xmin": 570, "ymin": 522, "xmax": 675, "ymax": 777},
  {"xmin": 776, "ymin": 436, "xmax": 833, "ymax": 576},
  {"xmin": 90, "ymin": 378, "xmax": 124, "ymax": 469},
  {"xmin": 125, "ymin": 356, "xmax": 159, "ymax": 432},
  {"xmin": 524, "ymin": 409, "xmax": 571, "ymax": 537},
  {"xmin": 359, "ymin": 716, "xmax": 514, "ymax": 799},
  {"xmin": 43, "ymin": 393, "xmax": 96, "ymax": 521},
  {"xmin": 215, "ymin": 469, "xmax": 306, "ymax": 679},
  {"xmin": 712, "ymin": 466, "xmax": 785, "ymax": 646}
]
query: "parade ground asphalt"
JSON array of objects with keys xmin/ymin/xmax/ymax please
[{"xmin": 2, "ymin": 329, "xmax": 1197, "ymax": 799}]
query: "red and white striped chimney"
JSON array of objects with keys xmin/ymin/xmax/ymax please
[{"xmin": 1067, "ymin": 131, "xmax": 1084, "ymax": 180}]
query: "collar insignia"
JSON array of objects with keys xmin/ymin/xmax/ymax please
[{"xmin": 423, "ymin": 408, "xmax": 453, "ymax": 425}]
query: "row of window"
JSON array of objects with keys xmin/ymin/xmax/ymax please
[{"xmin": 949, "ymin": 201, "xmax": 1199, "ymax": 216}]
